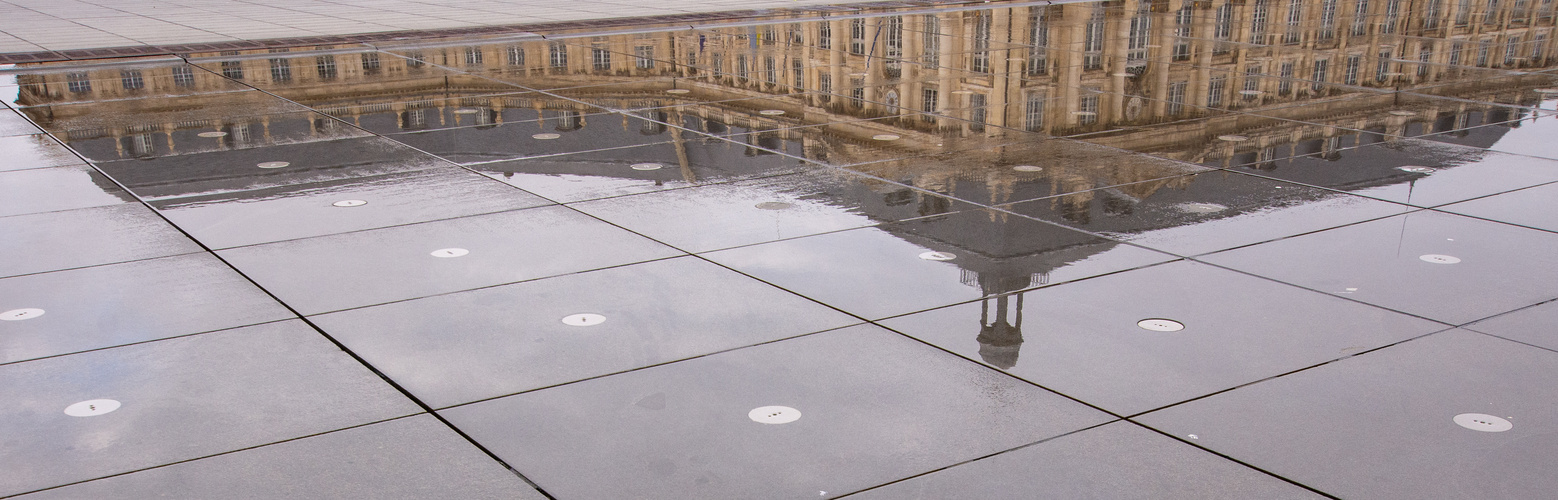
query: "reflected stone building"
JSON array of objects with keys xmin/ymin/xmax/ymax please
[{"xmin": 9, "ymin": 0, "xmax": 1557, "ymax": 368}]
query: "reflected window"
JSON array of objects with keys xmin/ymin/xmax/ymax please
[
  {"xmin": 1027, "ymin": 7, "xmax": 1047, "ymax": 74},
  {"xmin": 406, "ymin": 51, "xmax": 426, "ymax": 68},
  {"xmin": 921, "ymin": 88, "xmax": 938, "ymax": 115},
  {"xmin": 172, "ymin": 65, "xmax": 195, "ymax": 87},
  {"xmin": 1215, "ymin": 3, "xmax": 1234, "ymax": 41},
  {"xmin": 267, "ymin": 56, "xmax": 291, "ymax": 83},
  {"xmin": 736, "ymin": 54, "xmax": 749, "ymax": 81},
  {"xmin": 1425, "ymin": 0, "xmax": 1443, "ymax": 28},
  {"xmin": 1345, "ymin": 55, "xmax": 1361, "ymax": 84},
  {"xmin": 1456, "ymin": 0, "xmax": 1472, "ymax": 27},
  {"xmin": 792, "ymin": 59, "xmax": 803, "ymax": 88},
  {"xmin": 593, "ymin": 47, "xmax": 612, "ymax": 70},
  {"xmin": 1243, "ymin": 64, "xmax": 1262, "ymax": 99},
  {"xmin": 220, "ymin": 54, "xmax": 244, "ymax": 79},
  {"xmin": 66, "ymin": 72, "xmax": 90, "ymax": 93},
  {"xmin": 1420, "ymin": 46, "xmax": 1435, "ymax": 76},
  {"xmin": 549, "ymin": 43, "xmax": 568, "ymax": 68},
  {"xmin": 508, "ymin": 46, "xmax": 525, "ymax": 66},
  {"xmin": 1251, "ymin": 0, "xmax": 1270, "ymax": 44},
  {"xmin": 884, "ymin": 90, "xmax": 900, "ymax": 114},
  {"xmin": 1505, "ymin": 36, "xmax": 1522, "ymax": 66},
  {"xmin": 1168, "ymin": 81, "xmax": 1188, "ymax": 115},
  {"xmin": 128, "ymin": 133, "xmax": 154, "ymax": 157},
  {"xmin": 1082, "ymin": 7, "xmax": 1102, "ymax": 69},
  {"xmin": 1208, "ymin": 76, "xmax": 1226, "ymax": 107},
  {"xmin": 1484, "ymin": 0, "xmax": 1501, "ymax": 24},
  {"xmin": 1376, "ymin": 49, "xmax": 1393, "ymax": 81},
  {"xmin": 970, "ymin": 93, "xmax": 987, "ymax": 130},
  {"xmin": 465, "ymin": 47, "xmax": 483, "ymax": 66},
  {"xmin": 1312, "ymin": 58, "xmax": 1329, "ymax": 91},
  {"xmin": 1283, "ymin": 0, "xmax": 1303, "ymax": 44},
  {"xmin": 121, "ymin": 69, "xmax": 144, "ymax": 90},
  {"xmin": 1354, "ymin": 0, "xmax": 1373, "ymax": 36},
  {"xmin": 1128, "ymin": 4, "xmax": 1151, "ymax": 64},
  {"xmin": 1024, "ymin": 92, "xmax": 1045, "ymax": 131},
  {"xmin": 818, "ymin": 22, "xmax": 832, "ymax": 50},
  {"xmin": 636, "ymin": 45, "xmax": 655, "ymax": 69},
  {"xmin": 884, "ymin": 16, "xmax": 903, "ymax": 77},
  {"xmin": 850, "ymin": 19, "xmax": 866, "ymax": 55},
  {"xmin": 316, "ymin": 55, "xmax": 337, "ymax": 79},
  {"xmin": 1383, "ymin": 0, "xmax": 1402, "ymax": 33},
  {"xmin": 1450, "ymin": 42, "xmax": 1463, "ymax": 65},
  {"xmin": 1078, "ymin": 90, "xmax": 1098, "ymax": 125},
  {"xmin": 1477, "ymin": 41, "xmax": 1490, "ymax": 66},
  {"xmin": 849, "ymin": 78, "xmax": 864, "ymax": 108},
  {"xmin": 974, "ymin": 11, "xmax": 993, "ymax": 72},
  {"xmin": 1175, "ymin": 6, "xmax": 1194, "ymax": 60},
  {"xmin": 764, "ymin": 56, "xmax": 777, "ymax": 84},
  {"xmin": 1278, "ymin": 62, "xmax": 1295, "ymax": 95},
  {"xmin": 1319, "ymin": 0, "xmax": 1338, "ymax": 39},
  {"xmin": 361, "ymin": 52, "xmax": 381, "ymax": 74},
  {"xmin": 924, "ymin": 15, "xmax": 941, "ymax": 67}
]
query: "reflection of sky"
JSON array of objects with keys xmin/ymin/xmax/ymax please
[{"xmin": 1486, "ymin": 109, "xmax": 1558, "ymax": 158}]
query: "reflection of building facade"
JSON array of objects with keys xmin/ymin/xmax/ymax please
[{"xmin": 10, "ymin": 1, "xmax": 1557, "ymax": 368}]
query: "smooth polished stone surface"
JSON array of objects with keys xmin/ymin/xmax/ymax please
[
  {"xmin": 441, "ymin": 324, "xmax": 1114, "ymax": 500},
  {"xmin": 219, "ymin": 205, "xmax": 681, "ymax": 314},
  {"xmin": 0, "ymin": 253, "xmax": 292, "ymax": 364},
  {"xmin": 152, "ymin": 167, "xmax": 552, "ymax": 249},
  {"xmin": 0, "ymin": 203, "xmax": 203, "ymax": 278},
  {"xmin": 0, "ymin": 113, "xmax": 40, "ymax": 137},
  {"xmin": 569, "ymin": 169, "xmax": 892, "ymax": 253},
  {"xmin": 1202, "ymin": 210, "xmax": 1558, "ymax": 325},
  {"xmin": 0, "ymin": 320, "xmax": 420, "ymax": 497},
  {"xmin": 1465, "ymin": 300, "xmax": 1558, "ymax": 352},
  {"xmin": 849, "ymin": 421, "xmax": 1321, "ymax": 500},
  {"xmin": 473, "ymin": 135, "xmax": 811, "ymax": 203},
  {"xmin": 1139, "ymin": 330, "xmax": 1558, "ymax": 500},
  {"xmin": 1436, "ymin": 181, "xmax": 1558, "ymax": 233},
  {"xmin": 0, "ymin": 134, "xmax": 77, "ymax": 171},
  {"xmin": 313, "ymin": 256, "xmax": 858, "ymax": 408},
  {"xmin": 0, "ymin": 165, "xmax": 135, "ymax": 217},
  {"xmin": 1004, "ymin": 170, "xmax": 1411, "ymax": 257},
  {"xmin": 1234, "ymin": 139, "xmax": 1558, "ymax": 208},
  {"xmin": 389, "ymin": 112, "xmax": 668, "ymax": 165},
  {"xmin": 704, "ymin": 211, "xmax": 1177, "ymax": 320},
  {"xmin": 879, "ymin": 261, "xmax": 1445, "ymax": 415},
  {"xmin": 93, "ymin": 137, "xmax": 444, "ymax": 200},
  {"xmin": 16, "ymin": 415, "xmax": 546, "ymax": 500}
]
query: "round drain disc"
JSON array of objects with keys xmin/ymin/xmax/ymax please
[
  {"xmin": 532, "ymin": 133, "xmax": 561, "ymax": 140},
  {"xmin": 332, "ymin": 200, "xmax": 367, "ymax": 207},
  {"xmin": 951, "ymin": 90, "xmax": 974, "ymax": 95},
  {"xmin": 1397, "ymin": 166, "xmax": 1435, "ymax": 174},
  {"xmin": 454, "ymin": 108, "xmax": 479, "ymax": 114},
  {"xmin": 919, "ymin": 251, "xmax": 956, "ymax": 261},
  {"xmin": 1111, "ymin": 72, "xmax": 1133, "ymax": 77},
  {"xmin": 759, "ymin": 109, "xmax": 786, "ymax": 116},
  {"xmin": 1419, "ymin": 254, "xmax": 1461, "ymax": 264},
  {"xmin": 754, "ymin": 201, "xmax": 793, "ymax": 210},
  {"xmin": 1218, "ymin": 135, "xmax": 1249, "ymax": 142},
  {"xmin": 1138, "ymin": 318, "xmax": 1185, "ymax": 332},
  {"xmin": 1389, "ymin": 110, "xmax": 1418, "ymax": 116},
  {"xmin": 665, "ymin": 89, "xmax": 691, "ymax": 94},
  {"xmin": 749, "ymin": 406, "xmax": 801, "ymax": 424},
  {"xmin": 1536, "ymin": 88, "xmax": 1558, "ymax": 94},
  {"xmin": 1453, "ymin": 413, "xmax": 1512, "ymax": 432},
  {"xmin": 872, "ymin": 134, "xmax": 901, "ymax": 141},
  {"xmin": 1177, "ymin": 202, "xmax": 1228, "ymax": 214},
  {"xmin": 430, "ymin": 248, "xmax": 469, "ymax": 258},
  {"xmin": 256, "ymin": 161, "xmax": 290, "ymax": 169},
  {"xmin": 1012, "ymin": 165, "xmax": 1043, "ymax": 172},
  {"xmin": 197, "ymin": 131, "xmax": 228, "ymax": 138},
  {"xmin": 1, "ymin": 308, "xmax": 45, "ymax": 321},
  {"xmin": 561, "ymin": 313, "xmax": 606, "ymax": 326},
  {"xmin": 64, "ymin": 399, "xmax": 121, "ymax": 417},
  {"xmin": 631, "ymin": 163, "xmax": 663, "ymax": 171},
  {"xmin": 1239, "ymin": 90, "xmax": 1264, "ymax": 96}
]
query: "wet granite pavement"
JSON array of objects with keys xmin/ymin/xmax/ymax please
[{"xmin": 4, "ymin": 1, "xmax": 1558, "ymax": 498}]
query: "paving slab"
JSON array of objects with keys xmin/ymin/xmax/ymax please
[
  {"xmin": 0, "ymin": 203, "xmax": 202, "ymax": 278},
  {"xmin": 0, "ymin": 320, "xmax": 421, "ymax": 497},
  {"xmin": 218, "ymin": 205, "xmax": 681, "ymax": 314},
  {"xmin": 704, "ymin": 211, "xmax": 1176, "ymax": 320},
  {"xmin": 1138, "ymin": 329, "xmax": 1558, "ymax": 500},
  {"xmin": 313, "ymin": 256, "xmax": 858, "ymax": 408},
  {"xmin": 441, "ymin": 324, "xmax": 1115, "ymax": 500},
  {"xmin": 0, "ymin": 252, "xmax": 292, "ymax": 363},
  {"xmin": 150, "ymin": 167, "xmax": 552, "ymax": 249},
  {"xmin": 879, "ymin": 260, "xmax": 1446, "ymax": 415},
  {"xmin": 0, "ymin": 165, "xmax": 135, "ymax": 217},
  {"xmin": 14, "ymin": 414, "xmax": 544, "ymax": 500},
  {"xmin": 1201, "ymin": 209, "xmax": 1558, "ymax": 325},
  {"xmin": 848, "ymin": 421, "xmax": 1322, "ymax": 500}
]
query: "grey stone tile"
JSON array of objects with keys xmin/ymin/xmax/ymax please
[
  {"xmin": 1139, "ymin": 329, "xmax": 1558, "ymax": 500},
  {"xmin": 849, "ymin": 421, "xmax": 1321, "ymax": 499},
  {"xmin": 0, "ymin": 252, "xmax": 293, "ymax": 363},
  {"xmin": 0, "ymin": 165, "xmax": 135, "ymax": 218},
  {"xmin": 441, "ymin": 324, "xmax": 1114, "ymax": 499},
  {"xmin": 0, "ymin": 320, "xmax": 421, "ymax": 496},
  {"xmin": 14, "ymin": 415, "xmax": 544, "ymax": 500},
  {"xmin": 0, "ymin": 203, "xmax": 202, "ymax": 278},
  {"xmin": 218, "ymin": 205, "xmax": 681, "ymax": 314}
]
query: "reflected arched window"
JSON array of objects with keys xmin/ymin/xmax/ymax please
[{"xmin": 884, "ymin": 90, "xmax": 899, "ymax": 114}]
